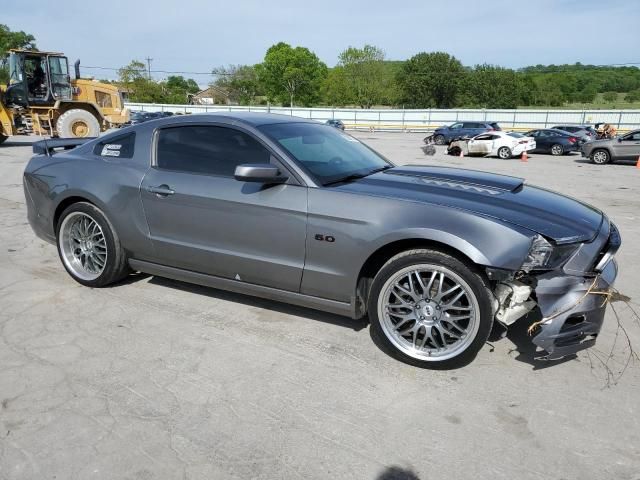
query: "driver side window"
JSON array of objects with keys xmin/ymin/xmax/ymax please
[{"xmin": 450, "ymin": 123, "xmax": 463, "ymax": 130}]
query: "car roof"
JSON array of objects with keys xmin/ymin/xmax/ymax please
[
  {"xmin": 529, "ymin": 128, "xmax": 570, "ymax": 134},
  {"xmin": 156, "ymin": 112, "xmax": 317, "ymax": 127}
]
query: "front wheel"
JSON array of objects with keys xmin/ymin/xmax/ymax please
[
  {"xmin": 497, "ymin": 146, "xmax": 512, "ymax": 159},
  {"xmin": 368, "ymin": 249, "xmax": 494, "ymax": 369},
  {"xmin": 434, "ymin": 134, "xmax": 446, "ymax": 145},
  {"xmin": 56, "ymin": 202, "xmax": 130, "ymax": 287}
]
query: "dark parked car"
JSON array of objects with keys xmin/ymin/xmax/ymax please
[
  {"xmin": 432, "ymin": 121, "xmax": 501, "ymax": 145},
  {"xmin": 325, "ymin": 119, "xmax": 345, "ymax": 130},
  {"xmin": 124, "ymin": 111, "xmax": 165, "ymax": 126},
  {"xmin": 581, "ymin": 129, "xmax": 640, "ymax": 164},
  {"xmin": 24, "ymin": 113, "xmax": 620, "ymax": 368},
  {"xmin": 524, "ymin": 129, "xmax": 581, "ymax": 155},
  {"xmin": 551, "ymin": 125, "xmax": 594, "ymax": 142}
]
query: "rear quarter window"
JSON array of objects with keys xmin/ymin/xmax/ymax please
[{"xmin": 93, "ymin": 133, "xmax": 135, "ymax": 159}]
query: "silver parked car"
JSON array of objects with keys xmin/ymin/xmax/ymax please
[
  {"xmin": 581, "ymin": 129, "xmax": 640, "ymax": 164},
  {"xmin": 24, "ymin": 113, "xmax": 620, "ymax": 368}
]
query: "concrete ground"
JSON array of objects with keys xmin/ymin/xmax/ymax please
[{"xmin": 1, "ymin": 132, "xmax": 639, "ymax": 480}]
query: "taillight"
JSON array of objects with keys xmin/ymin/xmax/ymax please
[
  {"xmin": 568, "ymin": 137, "xmax": 577, "ymax": 143},
  {"xmin": 518, "ymin": 140, "xmax": 528, "ymax": 144}
]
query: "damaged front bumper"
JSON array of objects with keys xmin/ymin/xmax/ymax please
[
  {"xmin": 493, "ymin": 220, "xmax": 621, "ymax": 360},
  {"xmin": 531, "ymin": 258, "xmax": 617, "ymax": 359}
]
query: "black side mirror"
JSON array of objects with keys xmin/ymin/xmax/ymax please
[{"xmin": 234, "ymin": 164, "xmax": 288, "ymax": 184}]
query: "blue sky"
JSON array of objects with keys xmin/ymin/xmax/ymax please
[{"xmin": 6, "ymin": 0, "xmax": 640, "ymax": 83}]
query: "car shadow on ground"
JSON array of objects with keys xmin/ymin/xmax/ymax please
[
  {"xmin": 502, "ymin": 310, "xmax": 576, "ymax": 370},
  {"xmin": 573, "ymin": 158, "xmax": 637, "ymax": 166},
  {"xmin": 375, "ymin": 466, "xmax": 421, "ymax": 480},
  {"xmin": 145, "ymin": 275, "xmax": 369, "ymax": 332}
]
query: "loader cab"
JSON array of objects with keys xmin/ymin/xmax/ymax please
[{"xmin": 5, "ymin": 50, "xmax": 72, "ymax": 107}]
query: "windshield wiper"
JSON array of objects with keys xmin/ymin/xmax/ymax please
[{"xmin": 323, "ymin": 165, "xmax": 393, "ymax": 186}]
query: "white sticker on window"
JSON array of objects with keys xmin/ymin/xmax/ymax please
[{"xmin": 101, "ymin": 144, "xmax": 122, "ymax": 157}]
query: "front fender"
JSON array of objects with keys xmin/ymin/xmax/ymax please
[{"xmin": 302, "ymin": 188, "xmax": 535, "ymax": 303}]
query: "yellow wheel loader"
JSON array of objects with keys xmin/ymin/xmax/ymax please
[{"xmin": 0, "ymin": 49, "xmax": 129, "ymax": 143}]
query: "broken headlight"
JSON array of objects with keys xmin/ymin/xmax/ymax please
[{"xmin": 521, "ymin": 235, "xmax": 577, "ymax": 272}]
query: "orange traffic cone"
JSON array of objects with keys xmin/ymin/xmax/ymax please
[
  {"xmin": 636, "ymin": 156, "xmax": 640, "ymax": 169},
  {"xmin": 521, "ymin": 150, "xmax": 528, "ymax": 162}
]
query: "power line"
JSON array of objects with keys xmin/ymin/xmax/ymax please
[{"xmin": 80, "ymin": 61, "xmax": 640, "ymax": 78}]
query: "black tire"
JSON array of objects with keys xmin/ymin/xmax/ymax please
[
  {"xmin": 591, "ymin": 149, "xmax": 611, "ymax": 165},
  {"xmin": 56, "ymin": 202, "xmax": 129, "ymax": 287},
  {"xmin": 368, "ymin": 249, "xmax": 494, "ymax": 369},
  {"xmin": 497, "ymin": 146, "xmax": 512, "ymax": 159},
  {"xmin": 434, "ymin": 134, "xmax": 446, "ymax": 145},
  {"xmin": 550, "ymin": 144, "xmax": 564, "ymax": 156},
  {"xmin": 0, "ymin": 134, "xmax": 7, "ymax": 145},
  {"xmin": 56, "ymin": 109, "xmax": 100, "ymax": 138}
]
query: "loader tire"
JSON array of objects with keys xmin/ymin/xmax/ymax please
[
  {"xmin": 0, "ymin": 133, "xmax": 7, "ymax": 145},
  {"xmin": 56, "ymin": 109, "xmax": 100, "ymax": 138}
]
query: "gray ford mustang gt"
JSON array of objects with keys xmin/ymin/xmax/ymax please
[{"xmin": 24, "ymin": 113, "xmax": 620, "ymax": 368}]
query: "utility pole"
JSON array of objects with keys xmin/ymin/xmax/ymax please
[{"xmin": 145, "ymin": 57, "xmax": 153, "ymax": 79}]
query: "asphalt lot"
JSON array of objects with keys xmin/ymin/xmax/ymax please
[{"xmin": 1, "ymin": 132, "xmax": 639, "ymax": 480}]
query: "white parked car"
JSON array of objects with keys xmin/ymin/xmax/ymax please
[{"xmin": 447, "ymin": 131, "xmax": 536, "ymax": 159}]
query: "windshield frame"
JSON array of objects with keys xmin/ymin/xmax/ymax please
[{"xmin": 258, "ymin": 121, "xmax": 394, "ymax": 187}]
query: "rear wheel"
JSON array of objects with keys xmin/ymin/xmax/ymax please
[
  {"xmin": 368, "ymin": 249, "xmax": 493, "ymax": 369},
  {"xmin": 550, "ymin": 144, "xmax": 564, "ymax": 156},
  {"xmin": 591, "ymin": 149, "xmax": 611, "ymax": 165},
  {"xmin": 56, "ymin": 109, "xmax": 100, "ymax": 138},
  {"xmin": 56, "ymin": 202, "xmax": 129, "ymax": 287},
  {"xmin": 497, "ymin": 146, "xmax": 512, "ymax": 159},
  {"xmin": 434, "ymin": 134, "xmax": 446, "ymax": 145}
]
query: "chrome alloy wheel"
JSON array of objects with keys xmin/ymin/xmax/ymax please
[
  {"xmin": 59, "ymin": 212, "xmax": 108, "ymax": 281},
  {"xmin": 377, "ymin": 264, "xmax": 480, "ymax": 361},
  {"xmin": 592, "ymin": 150, "xmax": 609, "ymax": 164}
]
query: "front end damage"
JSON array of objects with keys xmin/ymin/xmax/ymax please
[{"xmin": 490, "ymin": 221, "xmax": 621, "ymax": 360}]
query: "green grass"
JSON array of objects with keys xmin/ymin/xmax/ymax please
[{"xmin": 520, "ymin": 93, "xmax": 640, "ymax": 110}]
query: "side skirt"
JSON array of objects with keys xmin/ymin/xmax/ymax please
[{"xmin": 128, "ymin": 259, "xmax": 357, "ymax": 319}]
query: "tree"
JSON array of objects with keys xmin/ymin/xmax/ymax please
[
  {"xmin": 212, "ymin": 65, "xmax": 261, "ymax": 105},
  {"xmin": 461, "ymin": 64, "xmax": 521, "ymax": 108},
  {"xmin": 164, "ymin": 75, "xmax": 200, "ymax": 104},
  {"xmin": 624, "ymin": 90, "xmax": 640, "ymax": 103},
  {"xmin": 322, "ymin": 66, "xmax": 350, "ymax": 106},
  {"xmin": 117, "ymin": 60, "xmax": 165, "ymax": 103},
  {"xmin": 256, "ymin": 42, "xmax": 327, "ymax": 107},
  {"xmin": 337, "ymin": 45, "xmax": 387, "ymax": 108},
  {"xmin": 0, "ymin": 24, "xmax": 37, "ymax": 82},
  {"xmin": 603, "ymin": 91, "xmax": 617, "ymax": 103},
  {"xmin": 396, "ymin": 52, "xmax": 465, "ymax": 108}
]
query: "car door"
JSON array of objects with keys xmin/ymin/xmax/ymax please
[
  {"xmin": 534, "ymin": 130, "xmax": 552, "ymax": 151},
  {"xmin": 611, "ymin": 131, "xmax": 640, "ymax": 159},
  {"xmin": 140, "ymin": 123, "xmax": 308, "ymax": 292},
  {"xmin": 467, "ymin": 133, "xmax": 494, "ymax": 154},
  {"xmin": 447, "ymin": 122, "xmax": 464, "ymax": 140}
]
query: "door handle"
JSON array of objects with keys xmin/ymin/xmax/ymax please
[{"xmin": 146, "ymin": 184, "xmax": 175, "ymax": 197}]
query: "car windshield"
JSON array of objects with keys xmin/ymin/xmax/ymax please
[
  {"xmin": 507, "ymin": 132, "xmax": 524, "ymax": 138},
  {"xmin": 259, "ymin": 122, "xmax": 391, "ymax": 185}
]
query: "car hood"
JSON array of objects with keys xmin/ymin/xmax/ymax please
[{"xmin": 334, "ymin": 166, "xmax": 603, "ymax": 243}]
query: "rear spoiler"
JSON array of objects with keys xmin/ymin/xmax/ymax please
[{"xmin": 33, "ymin": 137, "xmax": 96, "ymax": 156}]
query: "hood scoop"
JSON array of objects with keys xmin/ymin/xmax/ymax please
[{"xmin": 387, "ymin": 166, "xmax": 525, "ymax": 194}]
